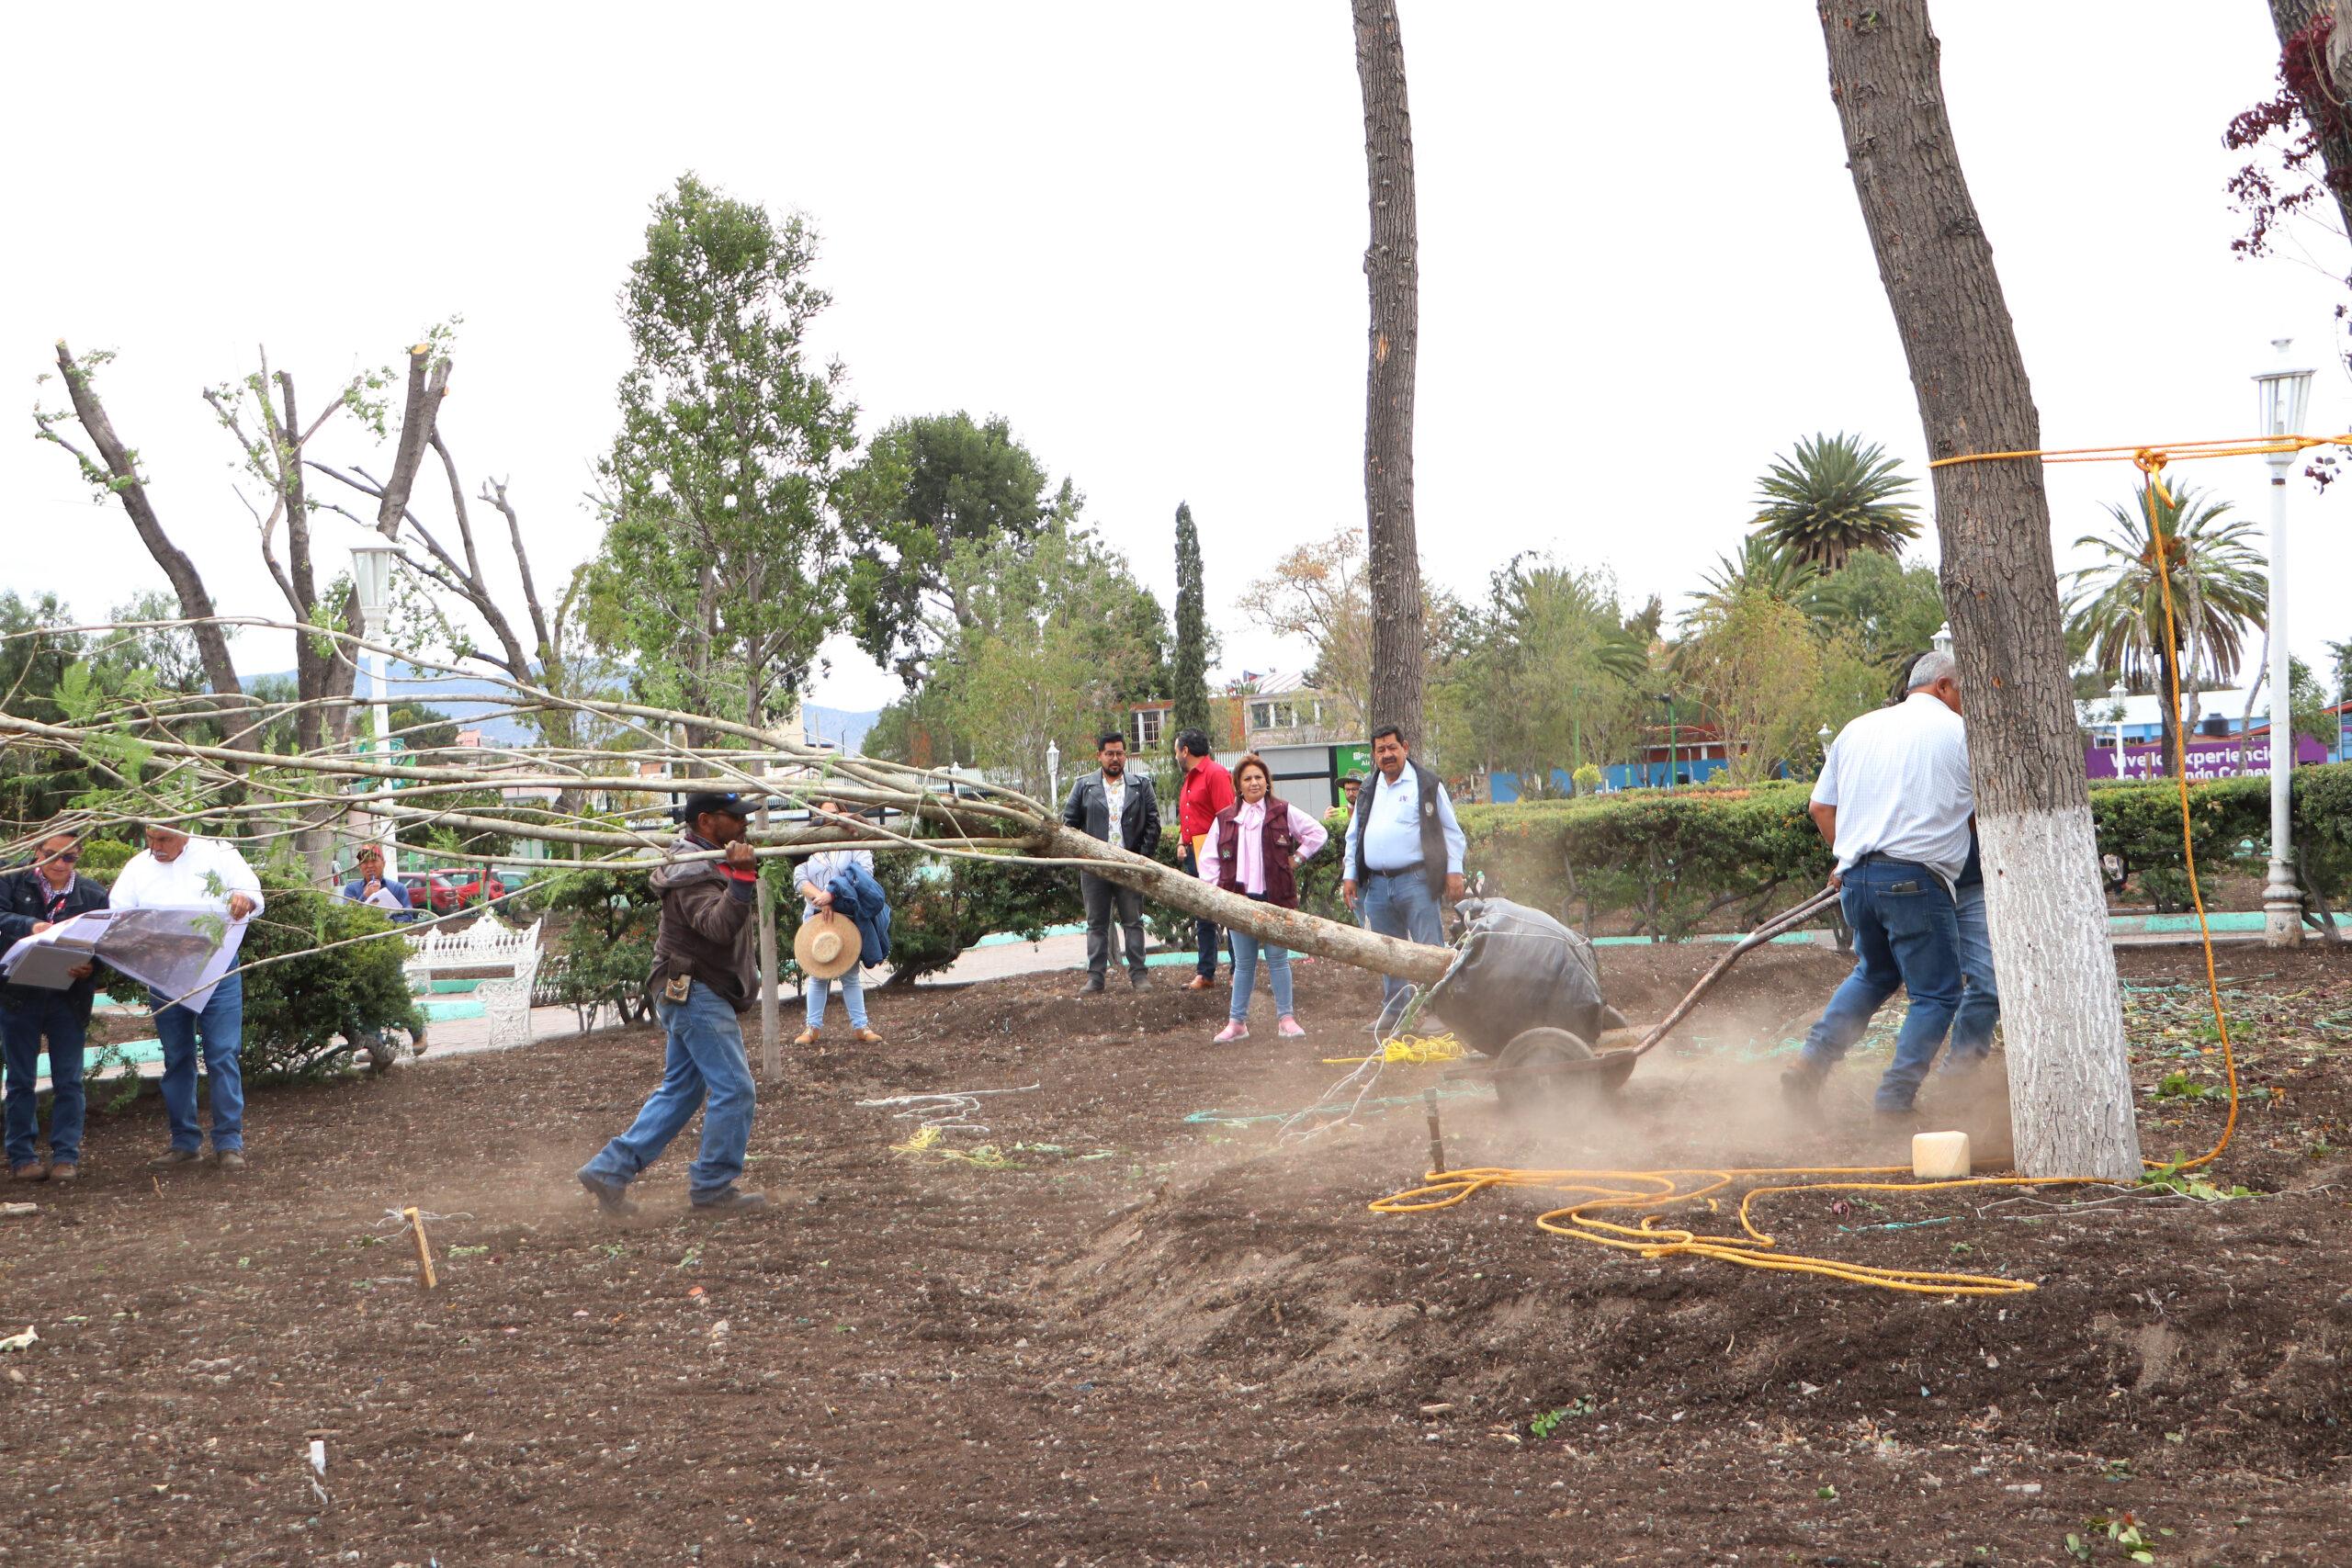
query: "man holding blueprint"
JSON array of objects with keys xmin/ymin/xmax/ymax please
[
  {"xmin": 0, "ymin": 829, "xmax": 110, "ymax": 1182},
  {"xmin": 107, "ymin": 824, "xmax": 263, "ymax": 1171}
]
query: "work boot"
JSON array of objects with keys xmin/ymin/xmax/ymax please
[
  {"xmin": 1080, "ymin": 975, "xmax": 1106, "ymax": 996},
  {"xmin": 1129, "ymin": 970, "xmax": 1150, "ymax": 991},
  {"xmin": 212, "ymin": 1150, "xmax": 248, "ymax": 1173},
  {"xmin": 792, "ymin": 1029, "xmax": 819, "ymax": 1046},
  {"xmin": 853, "ymin": 1028, "xmax": 885, "ymax": 1044},
  {"xmin": 47, "ymin": 1163, "xmax": 77, "ymax": 1185},
  {"xmin": 1779, "ymin": 1059, "xmax": 1828, "ymax": 1111},
  {"xmin": 1182, "ymin": 974, "xmax": 1215, "ymax": 993},
  {"xmin": 577, "ymin": 1169, "xmax": 637, "ymax": 1216},
  {"xmin": 10, "ymin": 1161, "xmax": 48, "ymax": 1182},
  {"xmin": 146, "ymin": 1148, "xmax": 202, "ymax": 1171},
  {"xmin": 691, "ymin": 1187, "xmax": 768, "ymax": 1215}
]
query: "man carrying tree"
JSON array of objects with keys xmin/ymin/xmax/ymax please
[
  {"xmin": 1064, "ymin": 732, "xmax": 1161, "ymax": 993},
  {"xmin": 1782, "ymin": 649, "xmax": 1973, "ymax": 1116},
  {"xmin": 1172, "ymin": 729, "xmax": 1236, "ymax": 992},
  {"xmin": 577, "ymin": 792, "xmax": 767, "ymax": 1215},
  {"xmin": 1341, "ymin": 725, "xmax": 1465, "ymax": 1023}
]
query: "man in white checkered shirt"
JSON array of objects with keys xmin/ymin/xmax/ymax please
[{"xmin": 1782, "ymin": 649, "xmax": 1973, "ymax": 1117}]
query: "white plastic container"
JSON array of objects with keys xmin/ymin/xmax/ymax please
[{"xmin": 1911, "ymin": 1130, "xmax": 1972, "ymax": 1180}]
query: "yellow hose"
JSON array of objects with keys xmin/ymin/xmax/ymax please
[{"xmin": 1369, "ymin": 436, "xmax": 2265, "ymax": 1292}]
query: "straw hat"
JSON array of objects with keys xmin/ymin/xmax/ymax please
[{"xmin": 793, "ymin": 910, "xmax": 859, "ymax": 980}]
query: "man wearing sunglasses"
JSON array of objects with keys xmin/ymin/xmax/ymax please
[{"xmin": 0, "ymin": 831, "xmax": 110, "ymax": 1182}]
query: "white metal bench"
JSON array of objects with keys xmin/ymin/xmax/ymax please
[{"xmin": 403, "ymin": 917, "xmax": 545, "ymax": 1047}]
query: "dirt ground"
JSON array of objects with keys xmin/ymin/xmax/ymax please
[{"xmin": 6, "ymin": 939, "xmax": 2352, "ymax": 1565}]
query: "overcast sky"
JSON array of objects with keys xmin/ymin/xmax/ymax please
[{"xmin": 7, "ymin": 3, "xmax": 2347, "ymax": 716}]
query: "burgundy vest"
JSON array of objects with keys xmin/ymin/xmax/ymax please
[{"xmin": 1214, "ymin": 796, "xmax": 1300, "ymax": 908}]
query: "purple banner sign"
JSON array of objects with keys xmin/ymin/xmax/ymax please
[{"xmin": 2085, "ymin": 734, "xmax": 2328, "ymax": 782}]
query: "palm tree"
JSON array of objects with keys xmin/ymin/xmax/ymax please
[
  {"xmin": 2064, "ymin": 482, "xmax": 2267, "ymax": 767},
  {"xmin": 1750, "ymin": 433, "xmax": 1922, "ymax": 570},
  {"xmin": 1684, "ymin": 536, "xmax": 1826, "ymax": 635}
]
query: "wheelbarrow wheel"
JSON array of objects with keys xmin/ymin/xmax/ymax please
[{"xmin": 1493, "ymin": 1027, "xmax": 1636, "ymax": 1114}]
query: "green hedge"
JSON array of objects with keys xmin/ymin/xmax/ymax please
[
  {"xmin": 1438, "ymin": 762, "xmax": 2352, "ymax": 937},
  {"xmin": 238, "ymin": 886, "xmax": 427, "ymax": 1080}
]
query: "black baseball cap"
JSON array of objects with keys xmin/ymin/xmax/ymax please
[{"xmin": 679, "ymin": 791, "xmax": 752, "ymax": 822}]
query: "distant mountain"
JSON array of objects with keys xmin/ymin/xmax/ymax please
[
  {"xmin": 803, "ymin": 705, "xmax": 881, "ymax": 756},
  {"xmin": 246, "ymin": 664, "xmax": 881, "ymax": 754}
]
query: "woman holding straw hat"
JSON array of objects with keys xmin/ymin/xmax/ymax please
[
  {"xmin": 794, "ymin": 800, "xmax": 885, "ymax": 1045},
  {"xmin": 1196, "ymin": 754, "xmax": 1328, "ymax": 1043}
]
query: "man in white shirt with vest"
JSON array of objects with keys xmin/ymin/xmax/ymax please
[
  {"xmin": 109, "ymin": 824, "xmax": 263, "ymax": 1170},
  {"xmin": 1783, "ymin": 649, "xmax": 1972, "ymax": 1117},
  {"xmin": 1341, "ymin": 724, "xmax": 1466, "ymax": 1021}
]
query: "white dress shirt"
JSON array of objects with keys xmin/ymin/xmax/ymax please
[
  {"xmin": 1342, "ymin": 761, "xmax": 1466, "ymax": 876},
  {"xmin": 1811, "ymin": 692, "xmax": 1973, "ymax": 886},
  {"xmin": 109, "ymin": 837, "xmax": 266, "ymax": 918}
]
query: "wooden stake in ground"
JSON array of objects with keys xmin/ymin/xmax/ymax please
[
  {"xmin": 1351, "ymin": 0, "xmax": 1426, "ymax": 745},
  {"xmin": 1818, "ymin": 0, "xmax": 2142, "ymax": 1179},
  {"xmin": 402, "ymin": 1206, "xmax": 438, "ymax": 1290}
]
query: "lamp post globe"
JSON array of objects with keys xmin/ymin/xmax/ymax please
[
  {"xmin": 349, "ymin": 542, "xmax": 401, "ymax": 874},
  {"xmin": 1046, "ymin": 739, "xmax": 1061, "ymax": 806},
  {"xmin": 2108, "ymin": 679, "xmax": 2129, "ymax": 769},
  {"xmin": 2255, "ymin": 338, "xmax": 2316, "ymax": 948}
]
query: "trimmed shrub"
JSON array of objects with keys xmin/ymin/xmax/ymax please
[{"xmin": 238, "ymin": 887, "xmax": 426, "ymax": 1080}]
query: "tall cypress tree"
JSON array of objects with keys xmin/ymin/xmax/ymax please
[{"xmin": 1171, "ymin": 502, "xmax": 1212, "ymax": 737}]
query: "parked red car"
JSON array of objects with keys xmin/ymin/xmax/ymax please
[{"xmin": 403, "ymin": 868, "xmax": 506, "ymax": 914}]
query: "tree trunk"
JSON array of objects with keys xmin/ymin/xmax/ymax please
[
  {"xmin": 1819, "ymin": 1, "xmax": 2143, "ymax": 1180},
  {"xmin": 50, "ymin": 342, "xmax": 243, "ymax": 701},
  {"xmin": 2265, "ymin": 0, "xmax": 2352, "ymax": 240},
  {"xmin": 1351, "ymin": 0, "xmax": 1425, "ymax": 746}
]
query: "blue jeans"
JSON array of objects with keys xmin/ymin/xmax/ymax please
[
  {"xmin": 3, "ymin": 993, "xmax": 89, "ymax": 1167},
  {"xmin": 153, "ymin": 971, "xmax": 244, "ymax": 1154},
  {"xmin": 581, "ymin": 981, "xmax": 756, "ymax": 1201},
  {"xmin": 1800, "ymin": 860, "xmax": 1962, "ymax": 1111},
  {"xmin": 1227, "ymin": 896, "xmax": 1295, "ymax": 1021},
  {"xmin": 1360, "ymin": 869, "xmax": 1444, "ymax": 1008},
  {"xmin": 1944, "ymin": 875, "xmax": 2000, "ymax": 1063},
  {"xmin": 1180, "ymin": 844, "xmax": 1222, "ymax": 976},
  {"xmin": 805, "ymin": 965, "xmax": 868, "ymax": 1030}
]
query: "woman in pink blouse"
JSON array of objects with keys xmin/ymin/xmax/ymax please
[{"xmin": 1196, "ymin": 754, "xmax": 1329, "ymax": 1043}]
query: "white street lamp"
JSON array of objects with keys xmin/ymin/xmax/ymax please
[
  {"xmin": 2109, "ymin": 679, "xmax": 2130, "ymax": 774},
  {"xmin": 1815, "ymin": 722, "xmax": 1834, "ymax": 779},
  {"xmin": 2255, "ymin": 338, "xmax": 2315, "ymax": 948},
  {"xmin": 351, "ymin": 543, "xmax": 401, "ymax": 874},
  {"xmin": 1932, "ymin": 622, "xmax": 1953, "ymax": 657},
  {"xmin": 1046, "ymin": 739, "xmax": 1061, "ymax": 806}
]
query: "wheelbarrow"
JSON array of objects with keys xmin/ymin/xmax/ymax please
[{"xmin": 1429, "ymin": 886, "xmax": 1842, "ymax": 1112}]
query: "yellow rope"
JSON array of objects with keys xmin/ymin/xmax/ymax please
[
  {"xmin": 1322, "ymin": 1032, "xmax": 1468, "ymax": 1066},
  {"xmin": 1369, "ymin": 434, "xmax": 2261, "ymax": 1292}
]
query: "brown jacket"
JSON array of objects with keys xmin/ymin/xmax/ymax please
[{"xmin": 649, "ymin": 831, "xmax": 760, "ymax": 1012}]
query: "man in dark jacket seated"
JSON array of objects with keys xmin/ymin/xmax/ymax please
[{"xmin": 339, "ymin": 844, "xmax": 417, "ymax": 923}]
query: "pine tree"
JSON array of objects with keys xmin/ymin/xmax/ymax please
[{"xmin": 1171, "ymin": 502, "xmax": 1212, "ymax": 737}]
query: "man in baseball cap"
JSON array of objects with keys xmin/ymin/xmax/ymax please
[{"xmin": 576, "ymin": 790, "xmax": 767, "ymax": 1215}]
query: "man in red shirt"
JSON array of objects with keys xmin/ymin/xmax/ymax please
[{"xmin": 1173, "ymin": 729, "xmax": 1236, "ymax": 990}]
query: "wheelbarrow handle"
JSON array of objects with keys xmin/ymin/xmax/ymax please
[{"xmin": 1625, "ymin": 883, "xmax": 1842, "ymax": 1061}]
